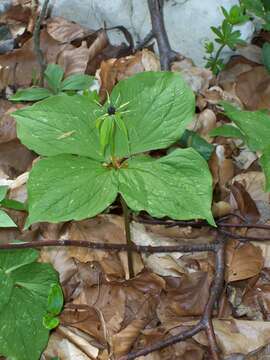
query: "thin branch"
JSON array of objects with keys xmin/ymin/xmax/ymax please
[
  {"xmin": 135, "ymin": 30, "xmax": 154, "ymax": 51},
  {"xmin": 0, "ymin": 239, "xmax": 217, "ymax": 253},
  {"xmin": 33, "ymin": 0, "xmax": 50, "ymax": 86},
  {"xmin": 218, "ymin": 229, "xmax": 270, "ymax": 242},
  {"xmin": 147, "ymin": 0, "xmax": 180, "ymax": 70}
]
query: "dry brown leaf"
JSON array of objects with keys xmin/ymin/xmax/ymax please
[
  {"xmin": 57, "ymin": 42, "xmax": 91, "ymax": 77},
  {"xmin": 157, "ymin": 272, "xmax": 210, "ymax": 324},
  {"xmin": 226, "ymin": 240, "xmax": 264, "ymax": 282},
  {"xmin": 172, "ymin": 58, "xmax": 213, "ymax": 93},
  {"xmin": 98, "ymin": 50, "xmax": 159, "ymax": 101},
  {"xmin": 44, "ymin": 327, "xmax": 99, "ymax": 360},
  {"xmin": 46, "ymin": 16, "xmax": 87, "ymax": 43},
  {"xmin": 235, "ymin": 66, "xmax": 270, "ymax": 110},
  {"xmin": 209, "ymin": 145, "xmax": 235, "ymax": 196},
  {"xmin": 195, "ymin": 319, "xmax": 270, "ymax": 356},
  {"xmin": 230, "ymin": 181, "xmax": 260, "ymax": 223}
]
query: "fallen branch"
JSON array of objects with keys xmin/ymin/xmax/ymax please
[
  {"xmin": 147, "ymin": 0, "xmax": 180, "ymax": 70},
  {"xmin": 0, "ymin": 239, "xmax": 216, "ymax": 253}
]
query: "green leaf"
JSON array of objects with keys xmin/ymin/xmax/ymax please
[
  {"xmin": 9, "ymin": 87, "xmax": 52, "ymax": 102},
  {"xmin": 209, "ymin": 124, "xmax": 246, "ymax": 140},
  {"xmin": 118, "ymin": 148, "xmax": 215, "ymax": 226},
  {"xmin": 109, "ymin": 71, "xmax": 195, "ymax": 158},
  {"xmin": 180, "ymin": 130, "xmax": 214, "ymax": 160},
  {"xmin": 44, "ymin": 64, "xmax": 64, "ymax": 94},
  {"xmin": 260, "ymin": 151, "xmax": 270, "ymax": 191},
  {"xmin": 61, "ymin": 74, "xmax": 94, "ymax": 91},
  {"xmin": 99, "ymin": 117, "xmax": 114, "ymax": 153},
  {"xmin": 46, "ymin": 283, "xmax": 63, "ymax": 316},
  {"xmin": 43, "ymin": 314, "xmax": 60, "ymax": 330},
  {"xmin": 0, "ymin": 209, "xmax": 16, "ymax": 227},
  {"xmin": 0, "ymin": 186, "xmax": 8, "ymax": 202},
  {"xmin": 221, "ymin": 103, "xmax": 270, "ymax": 151},
  {"xmin": 13, "ymin": 94, "xmax": 104, "ymax": 161},
  {"xmin": 0, "ymin": 198, "xmax": 27, "ymax": 211},
  {"xmin": 0, "ymin": 248, "xmax": 59, "ymax": 360},
  {"xmin": 240, "ymin": 0, "xmax": 265, "ymax": 17},
  {"xmin": 263, "ymin": 0, "xmax": 270, "ymax": 11},
  {"xmin": 262, "ymin": 42, "xmax": 270, "ymax": 73},
  {"xmin": 26, "ymin": 155, "xmax": 118, "ymax": 225}
]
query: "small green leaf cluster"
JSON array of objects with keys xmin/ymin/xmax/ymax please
[
  {"xmin": 10, "ymin": 64, "xmax": 94, "ymax": 102},
  {"xmin": 240, "ymin": 0, "xmax": 270, "ymax": 30},
  {"xmin": 43, "ymin": 283, "xmax": 64, "ymax": 330},
  {"xmin": 0, "ymin": 248, "xmax": 60, "ymax": 360},
  {"xmin": 13, "ymin": 71, "xmax": 215, "ymax": 226},
  {"xmin": 210, "ymin": 102, "xmax": 270, "ymax": 191},
  {"xmin": 205, "ymin": 5, "xmax": 248, "ymax": 75},
  {"xmin": 239, "ymin": 0, "xmax": 270, "ymax": 74}
]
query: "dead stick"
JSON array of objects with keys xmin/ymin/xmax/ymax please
[
  {"xmin": 0, "ymin": 239, "xmax": 217, "ymax": 253},
  {"xmin": 33, "ymin": 0, "xmax": 49, "ymax": 85},
  {"xmin": 147, "ymin": 0, "xmax": 179, "ymax": 70}
]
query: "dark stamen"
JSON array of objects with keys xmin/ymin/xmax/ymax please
[{"xmin": 107, "ymin": 105, "xmax": 116, "ymax": 115}]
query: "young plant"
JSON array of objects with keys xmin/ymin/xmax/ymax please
[
  {"xmin": 13, "ymin": 71, "xmax": 215, "ymax": 276},
  {"xmin": 10, "ymin": 63, "xmax": 94, "ymax": 102},
  {"xmin": 210, "ymin": 102, "xmax": 270, "ymax": 191},
  {"xmin": 0, "ymin": 248, "xmax": 61, "ymax": 360},
  {"xmin": 205, "ymin": 5, "xmax": 248, "ymax": 74}
]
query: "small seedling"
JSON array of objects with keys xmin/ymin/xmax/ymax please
[
  {"xmin": 205, "ymin": 5, "xmax": 248, "ymax": 74},
  {"xmin": 10, "ymin": 63, "xmax": 94, "ymax": 102}
]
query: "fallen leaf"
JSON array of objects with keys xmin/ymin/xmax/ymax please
[
  {"xmin": 230, "ymin": 181, "xmax": 260, "ymax": 223},
  {"xmin": 226, "ymin": 240, "xmax": 264, "ymax": 282}
]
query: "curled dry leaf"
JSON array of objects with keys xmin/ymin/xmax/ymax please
[
  {"xmin": 209, "ymin": 145, "xmax": 235, "ymax": 197},
  {"xmin": 172, "ymin": 58, "xmax": 213, "ymax": 93},
  {"xmin": 188, "ymin": 109, "xmax": 216, "ymax": 143},
  {"xmin": 230, "ymin": 181, "xmax": 260, "ymax": 223},
  {"xmin": 46, "ymin": 16, "xmax": 87, "ymax": 43},
  {"xmin": 226, "ymin": 240, "xmax": 264, "ymax": 282},
  {"xmin": 44, "ymin": 327, "xmax": 99, "ymax": 360},
  {"xmin": 98, "ymin": 49, "xmax": 160, "ymax": 101},
  {"xmin": 202, "ymin": 86, "xmax": 243, "ymax": 109}
]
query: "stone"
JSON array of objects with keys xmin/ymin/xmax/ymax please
[{"xmin": 46, "ymin": 0, "xmax": 254, "ymax": 66}]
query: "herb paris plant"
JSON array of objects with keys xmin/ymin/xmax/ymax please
[{"xmin": 13, "ymin": 71, "xmax": 215, "ymax": 226}]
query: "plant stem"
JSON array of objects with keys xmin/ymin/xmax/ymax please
[{"xmin": 120, "ymin": 196, "xmax": 134, "ymax": 278}]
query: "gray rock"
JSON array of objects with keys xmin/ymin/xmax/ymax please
[{"xmin": 46, "ymin": 0, "xmax": 254, "ymax": 66}]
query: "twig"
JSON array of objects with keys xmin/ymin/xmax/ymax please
[
  {"xmin": 147, "ymin": 0, "xmax": 180, "ymax": 70},
  {"xmin": 33, "ymin": 0, "xmax": 50, "ymax": 86},
  {"xmin": 135, "ymin": 30, "xmax": 154, "ymax": 51},
  {"xmin": 218, "ymin": 228, "xmax": 270, "ymax": 242},
  {"xmin": 118, "ymin": 236, "xmax": 225, "ymax": 360},
  {"xmin": 0, "ymin": 239, "xmax": 217, "ymax": 253}
]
